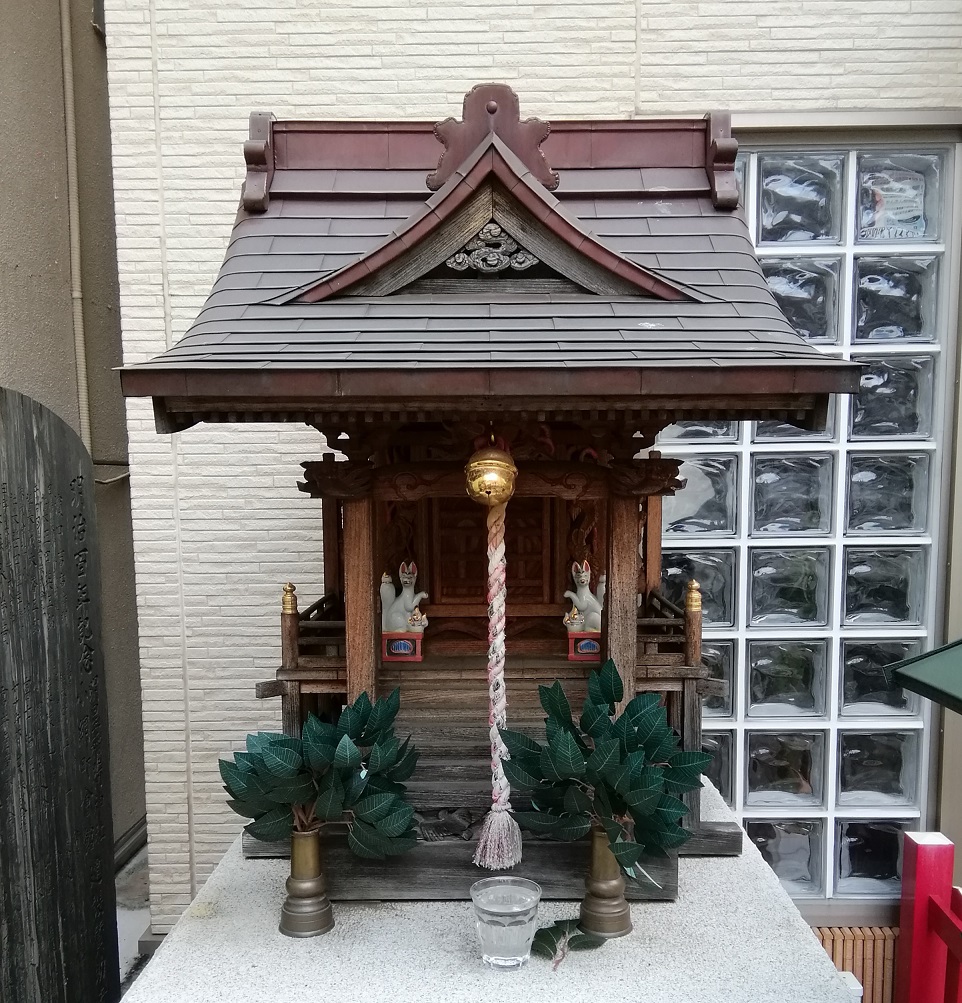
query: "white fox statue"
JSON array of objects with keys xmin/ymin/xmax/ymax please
[
  {"xmin": 380, "ymin": 562, "xmax": 429, "ymax": 633},
  {"xmin": 563, "ymin": 560, "xmax": 606, "ymax": 632}
]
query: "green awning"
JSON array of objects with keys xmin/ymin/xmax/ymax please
[{"xmin": 891, "ymin": 638, "xmax": 962, "ymax": 716}]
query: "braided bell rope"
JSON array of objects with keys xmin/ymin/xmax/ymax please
[{"xmin": 473, "ymin": 501, "xmax": 523, "ymax": 869}]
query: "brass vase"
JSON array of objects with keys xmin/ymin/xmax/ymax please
[
  {"xmin": 278, "ymin": 829, "xmax": 334, "ymax": 937},
  {"xmin": 579, "ymin": 824, "xmax": 632, "ymax": 939}
]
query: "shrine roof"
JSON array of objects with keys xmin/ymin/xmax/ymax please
[{"xmin": 120, "ymin": 85, "xmax": 858, "ymax": 429}]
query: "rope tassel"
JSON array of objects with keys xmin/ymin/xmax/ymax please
[{"xmin": 473, "ymin": 502, "xmax": 523, "ymax": 869}]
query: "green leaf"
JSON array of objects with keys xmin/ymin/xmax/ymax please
[
  {"xmin": 663, "ymin": 750, "xmax": 713, "ymax": 794},
  {"xmin": 219, "ymin": 758, "xmax": 251, "ymax": 799},
  {"xmin": 656, "ymin": 794, "xmax": 689, "ymax": 821},
  {"xmin": 624, "ymin": 748, "xmax": 647, "ymax": 779},
  {"xmin": 531, "ymin": 924, "xmax": 566, "ymax": 960},
  {"xmin": 586, "ymin": 739, "xmax": 621, "ymax": 781},
  {"xmin": 609, "ymin": 839, "xmax": 645, "ymax": 870},
  {"xmin": 598, "ymin": 658, "xmax": 624, "ymax": 705},
  {"xmin": 244, "ymin": 807, "xmax": 294, "ymax": 842},
  {"xmin": 302, "ymin": 715, "xmax": 337, "ymax": 772},
  {"xmin": 668, "ymin": 750, "xmax": 713, "ymax": 772},
  {"xmin": 233, "ymin": 751, "xmax": 257, "ymax": 772},
  {"xmin": 605, "ymin": 762, "xmax": 633, "ymax": 795},
  {"xmin": 568, "ymin": 933, "xmax": 605, "ymax": 952},
  {"xmin": 530, "ymin": 786, "xmax": 566, "ymax": 812},
  {"xmin": 550, "ymin": 813, "xmax": 592, "ymax": 841},
  {"xmin": 353, "ymin": 792, "xmax": 397, "ymax": 823},
  {"xmin": 261, "ymin": 740, "xmax": 303, "ymax": 779},
  {"xmin": 367, "ymin": 737, "xmax": 400, "ymax": 775},
  {"xmin": 386, "ymin": 746, "xmax": 419, "ymax": 782},
  {"xmin": 611, "ymin": 712, "xmax": 638, "ymax": 754},
  {"xmin": 226, "ymin": 797, "xmax": 273, "ymax": 819},
  {"xmin": 563, "ymin": 785, "xmax": 594, "ymax": 816},
  {"xmin": 623, "ymin": 692, "xmax": 662, "ymax": 723},
  {"xmin": 265, "ymin": 772, "xmax": 316, "ymax": 806},
  {"xmin": 343, "ymin": 769, "xmax": 368, "ymax": 806},
  {"xmin": 539, "ymin": 680, "xmax": 572, "ymax": 724},
  {"xmin": 512, "ymin": 810, "xmax": 565, "ymax": 835},
  {"xmin": 347, "ymin": 819, "xmax": 393, "ymax": 859},
  {"xmin": 647, "ymin": 730, "xmax": 681, "ymax": 764},
  {"xmin": 374, "ymin": 804, "xmax": 415, "ymax": 837},
  {"xmin": 499, "ymin": 729, "xmax": 543, "ymax": 759},
  {"xmin": 337, "ymin": 704, "xmax": 363, "ymax": 741},
  {"xmin": 599, "ymin": 814, "xmax": 626, "ymax": 844},
  {"xmin": 579, "ymin": 699, "xmax": 611, "ymax": 739},
  {"xmin": 333, "ymin": 734, "xmax": 362, "ymax": 770},
  {"xmin": 631, "ymin": 706, "xmax": 664, "ymax": 748},
  {"xmin": 624, "ymin": 785, "xmax": 660, "ymax": 816},
  {"xmin": 313, "ymin": 773, "xmax": 345, "ymax": 820},
  {"xmin": 351, "ymin": 691, "xmax": 373, "ymax": 729},
  {"xmin": 502, "ymin": 757, "xmax": 542, "ymax": 789},
  {"xmin": 592, "ymin": 785, "xmax": 613, "ymax": 819},
  {"xmin": 363, "ymin": 774, "xmax": 406, "ymax": 798},
  {"xmin": 383, "ymin": 835, "xmax": 418, "ymax": 856},
  {"xmin": 361, "ymin": 697, "xmax": 393, "ymax": 744},
  {"xmin": 384, "ymin": 686, "xmax": 401, "ymax": 721},
  {"xmin": 586, "ymin": 669, "xmax": 610, "ymax": 711},
  {"xmin": 547, "ymin": 730, "xmax": 585, "ymax": 780}
]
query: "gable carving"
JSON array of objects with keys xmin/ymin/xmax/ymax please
[{"xmin": 445, "ymin": 223, "xmax": 539, "ymax": 274}]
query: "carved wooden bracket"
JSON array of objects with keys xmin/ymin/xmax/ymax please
[
  {"xmin": 607, "ymin": 455, "xmax": 684, "ymax": 497},
  {"xmin": 427, "ymin": 83, "xmax": 559, "ymax": 192},
  {"xmin": 299, "ymin": 456, "xmax": 374, "ymax": 498},
  {"xmin": 241, "ymin": 111, "xmax": 275, "ymax": 213},
  {"xmin": 705, "ymin": 111, "xmax": 739, "ymax": 211}
]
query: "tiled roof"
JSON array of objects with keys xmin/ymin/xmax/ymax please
[{"xmin": 121, "ymin": 89, "xmax": 858, "ymax": 419}]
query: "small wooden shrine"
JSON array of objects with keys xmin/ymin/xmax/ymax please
[{"xmin": 122, "ymin": 84, "xmax": 858, "ymax": 899}]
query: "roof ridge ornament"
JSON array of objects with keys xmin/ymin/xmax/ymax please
[{"xmin": 427, "ymin": 83, "xmax": 559, "ymax": 192}]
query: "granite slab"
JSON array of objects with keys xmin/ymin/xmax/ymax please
[{"xmin": 122, "ymin": 786, "xmax": 857, "ymax": 1003}]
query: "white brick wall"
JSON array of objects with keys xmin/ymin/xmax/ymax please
[{"xmin": 104, "ymin": 0, "xmax": 962, "ymax": 931}]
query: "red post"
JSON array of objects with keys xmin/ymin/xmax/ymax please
[{"xmin": 896, "ymin": 832, "xmax": 955, "ymax": 1003}]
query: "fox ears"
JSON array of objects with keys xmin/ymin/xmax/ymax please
[
  {"xmin": 571, "ymin": 560, "xmax": 590, "ymax": 575},
  {"xmin": 399, "ymin": 561, "xmax": 418, "ymax": 576}
]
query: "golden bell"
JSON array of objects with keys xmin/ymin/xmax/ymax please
[{"xmin": 464, "ymin": 446, "xmax": 518, "ymax": 507}]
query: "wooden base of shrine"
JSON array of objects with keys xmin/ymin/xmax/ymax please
[{"xmin": 242, "ymin": 829, "xmax": 678, "ymax": 901}]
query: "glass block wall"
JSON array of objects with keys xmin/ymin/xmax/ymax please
[{"xmin": 657, "ymin": 145, "xmax": 958, "ymax": 901}]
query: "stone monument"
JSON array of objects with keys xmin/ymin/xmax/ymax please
[{"xmin": 0, "ymin": 388, "xmax": 120, "ymax": 1002}]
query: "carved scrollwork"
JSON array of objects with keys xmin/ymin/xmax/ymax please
[
  {"xmin": 299, "ymin": 457, "xmax": 374, "ymax": 498},
  {"xmin": 446, "ymin": 222, "xmax": 539, "ymax": 274},
  {"xmin": 607, "ymin": 458, "xmax": 684, "ymax": 498}
]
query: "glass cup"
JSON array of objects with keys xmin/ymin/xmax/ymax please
[{"xmin": 470, "ymin": 876, "xmax": 542, "ymax": 969}]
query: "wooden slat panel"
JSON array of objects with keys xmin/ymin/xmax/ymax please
[
  {"xmin": 343, "ymin": 496, "xmax": 377, "ymax": 701},
  {"xmin": 604, "ymin": 494, "xmax": 639, "ymax": 711}
]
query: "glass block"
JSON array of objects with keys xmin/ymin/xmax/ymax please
[
  {"xmin": 761, "ymin": 257, "xmax": 840, "ymax": 342},
  {"xmin": 703, "ymin": 731, "xmax": 733, "ymax": 805},
  {"xmin": 662, "ymin": 550, "xmax": 736, "ymax": 627},
  {"xmin": 735, "ymin": 154, "xmax": 748, "ymax": 204},
  {"xmin": 702, "ymin": 640, "xmax": 734, "ymax": 718},
  {"xmin": 749, "ymin": 548, "xmax": 830, "ymax": 626},
  {"xmin": 752, "ymin": 454, "xmax": 834, "ymax": 535},
  {"xmin": 854, "ymin": 256, "xmax": 939, "ymax": 342},
  {"xmin": 748, "ymin": 641, "xmax": 827, "ymax": 717},
  {"xmin": 754, "ymin": 398, "xmax": 837, "ymax": 442},
  {"xmin": 663, "ymin": 456, "xmax": 738, "ymax": 536},
  {"xmin": 857, "ymin": 152, "xmax": 942, "ymax": 242},
  {"xmin": 745, "ymin": 819, "xmax": 823, "ymax": 896},
  {"xmin": 850, "ymin": 355, "xmax": 935, "ymax": 439},
  {"xmin": 758, "ymin": 154, "xmax": 844, "ymax": 243},
  {"xmin": 841, "ymin": 640, "xmax": 922, "ymax": 716},
  {"xmin": 846, "ymin": 453, "xmax": 929, "ymax": 534},
  {"xmin": 658, "ymin": 420, "xmax": 739, "ymax": 442},
  {"xmin": 836, "ymin": 820, "xmax": 907, "ymax": 895},
  {"xmin": 838, "ymin": 731, "xmax": 919, "ymax": 806},
  {"xmin": 747, "ymin": 731, "xmax": 825, "ymax": 807},
  {"xmin": 843, "ymin": 547, "xmax": 926, "ymax": 625}
]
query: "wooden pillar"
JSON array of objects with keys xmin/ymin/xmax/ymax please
[
  {"xmin": 321, "ymin": 496, "xmax": 341, "ymax": 596},
  {"xmin": 343, "ymin": 495, "xmax": 377, "ymax": 702},
  {"xmin": 643, "ymin": 494, "xmax": 662, "ymax": 599},
  {"xmin": 603, "ymin": 493, "xmax": 639, "ymax": 707}
]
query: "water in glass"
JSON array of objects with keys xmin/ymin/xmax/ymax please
[{"xmin": 470, "ymin": 876, "xmax": 541, "ymax": 969}]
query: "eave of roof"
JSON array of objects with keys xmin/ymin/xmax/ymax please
[{"xmin": 119, "ymin": 86, "xmax": 860, "ymax": 429}]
